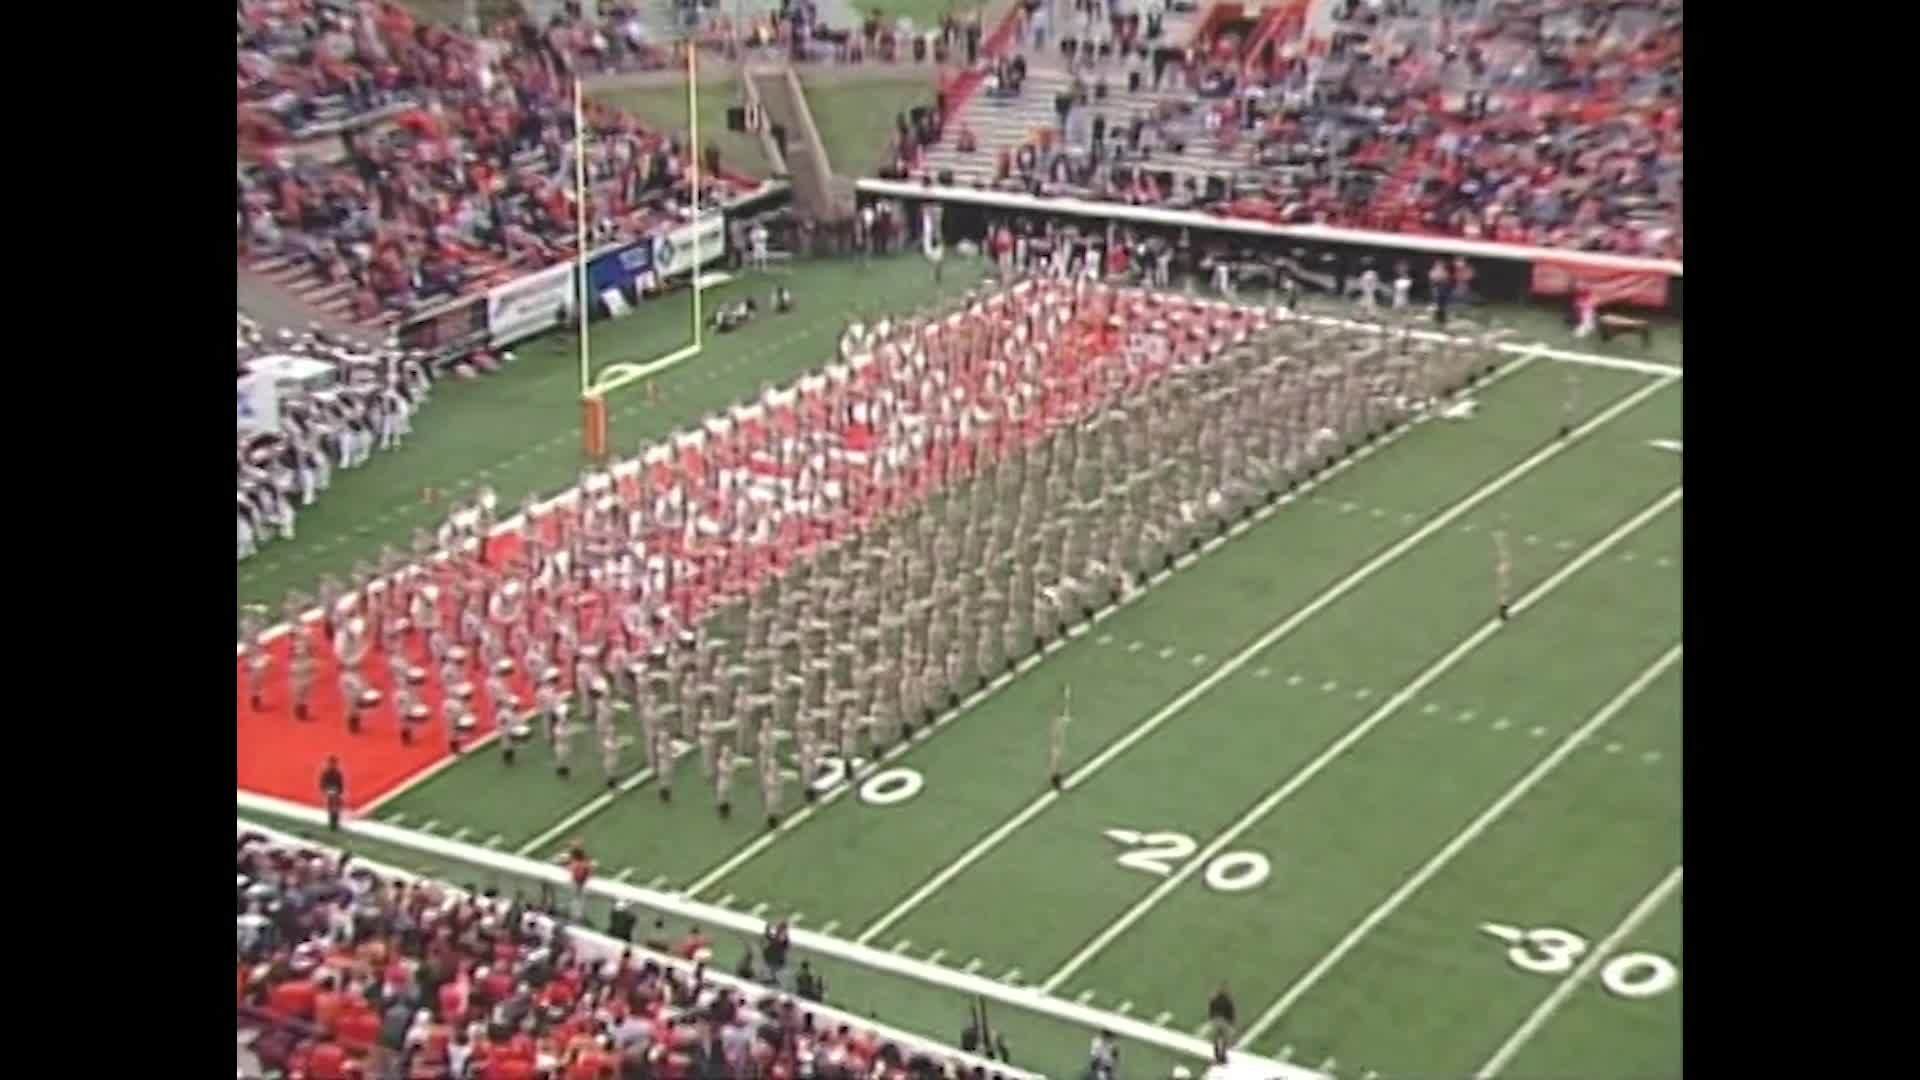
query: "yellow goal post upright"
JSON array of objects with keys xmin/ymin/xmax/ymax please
[{"xmin": 578, "ymin": 41, "xmax": 707, "ymax": 461}]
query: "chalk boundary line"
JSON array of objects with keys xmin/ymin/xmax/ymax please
[
  {"xmin": 1235, "ymin": 639, "xmax": 1685, "ymax": 1049},
  {"xmin": 1040, "ymin": 483, "xmax": 1681, "ymax": 994},
  {"xmin": 1475, "ymin": 864, "xmax": 1684, "ymax": 1078},
  {"xmin": 389, "ymin": 346, "xmax": 1559, "ymax": 858},
  {"xmin": 232, "ymin": 790, "xmax": 1320, "ymax": 1080},
  {"xmin": 677, "ymin": 348, "xmax": 1574, "ymax": 898},
  {"xmin": 857, "ymin": 373, "xmax": 1677, "ymax": 948}
]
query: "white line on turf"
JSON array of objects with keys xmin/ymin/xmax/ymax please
[
  {"xmin": 1116, "ymin": 1001, "xmax": 1133, "ymax": 1015},
  {"xmin": 1235, "ymin": 643, "xmax": 1683, "ymax": 1046},
  {"xmin": 1473, "ymin": 866, "xmax": 1684, "ymax": 1078},
  {"xmin": 963, "ymin": 958, "xmax": 983, "ymax": 974},
  {"xmin": 514, "ymin": 741, "xmax": 700, "ymax": 856},
  {"xmin": 676, "ymin": 356, "xmax": 1548, "ymax": 903},
  {"xmin": 485, "ymin": 834, "xmax": 504, "ymax": 848},
  {"xmin": 383, "ymin": 813, "xmax": 408, "ymax": 826},
  {"xmin": 449, "ymin": 826, "xmax": 472, "ymax": 842},
  {"xmin": 857, "ymin": 377, "xmax": 1674, "ymax": 948},
  {"xmin": 419, "ymin": 819, "xmax": 441, "ymax": 833},
  {"xmin": 1156, "ymin": 1011, "xmax": 1176, "ymax": 1026},
  {"xmin": 1002, "ymin": 968, "xmax": 1022, "ymax": 984},
  {"xmin": 1076, "ymin": 990, "xmax": 1096, "ymax": 1005},
  {"xmin": 1041, "ymin": 485, "xmax": 1683, "ymax": 992},
  {"xmin": 615, "ymin": 867, "xmax": 636, "ymax": 882},
  {"xmin": 819, "ymin": 920, "xmax": 841, "ymax": 935},
  {"xmin": 927, "ymin": 948, "xmax": 946, "ymax": 964},
  {"xmin": 647, "ymin": 874, "xmax": 668, "ymax": 889},
  {"xmin": 749, "ymin": 902, "xmax": 769, "ymax": 917},
  {"xmin": 892, "ymin": 939, "xmax": 914, "ymax": 954},
  {"xmin": 716, "ymin": 893, "xmax": 736, "ymax": 908}
]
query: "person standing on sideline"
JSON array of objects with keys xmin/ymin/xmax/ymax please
[
  {"xmin": 565, "ymin": 840, "xmax": 593, "ymax": 921},
  {"xmin": 1206, "ymin": 981, "xmax": 1237, "ymax": 1061},
  {"xmin": 319, "ymin": 755, "xmax": 345, "ymax": 831}
]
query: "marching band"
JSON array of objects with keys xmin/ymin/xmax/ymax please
[{"xmin": 239, "ymin": 278, "xmax": 1509, "ymax": 825}]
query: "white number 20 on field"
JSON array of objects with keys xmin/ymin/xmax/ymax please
[
  {"xmin": 1103, "ymin": 829, "xmax": 1271, "ymax": 893},
  {"xmin": 1480, "ymin": 922, "xmax": 1679, "ymax": 1000}
]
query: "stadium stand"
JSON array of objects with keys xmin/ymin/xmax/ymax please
[
  {"xmin": 237, "ymin": 1, "xmax": 767, "ymax": 331},
  {"xmin": 236, "ymin": 826, "xmax": 1033, "ymax": 1080},
  {"xmin": 916, "ymin": 0, "xmax": 1681, "ymax": 259}
]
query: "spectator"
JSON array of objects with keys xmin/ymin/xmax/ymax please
[{"xmin": 795, "ymin": 960, "xmax": 825, "ymax": 1002}]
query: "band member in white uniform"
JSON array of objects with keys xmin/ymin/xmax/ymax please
[
  {"xmin": 1049, "ymin": 684, "xmax": 1072, "ymax": 791},
  {"xmin": 1493, "ymin": 529, "xmax": 1513, "ymax": 622}
]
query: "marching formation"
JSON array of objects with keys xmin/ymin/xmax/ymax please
[
  {"xmin": 238, "ymin": 279, "xmax": 1509, "ymax": 828},
  {"xmin": 237, "ymin": 321, "xmax": 437, "ymax": 561}
]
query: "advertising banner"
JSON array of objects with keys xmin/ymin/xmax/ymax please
[
  {"xmin": 487, "ymin": 260, "xmax": 576, "ymax": 347},
  {"xmin": 1530, "ymin": 259, "xmax": 1669, "ymax": 308},
  {"xmin": 585, "ymin": 238, "xmax": 654, "ymax": 317},
  {"xmin": 651, "ymin": 212, "xmax": 727, "ymax": 279}
]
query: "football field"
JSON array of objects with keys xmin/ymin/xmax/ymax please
[{"xmin": 239, "ymin": 256, "xmax": 1682, "ymax": 1079}]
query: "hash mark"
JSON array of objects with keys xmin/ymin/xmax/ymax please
[
  {"xmin": 1354, "ymin": 687, "xmax": 1374, "ymax": 700},
  {"xmin": 1191, "ymin": 654, "xmax": 1208, "ymax": 666},
  {"xmin": 1369, "ymin": 506, "xmax": 1385, "ymax": 518},
  {"xmin": 716, "ymin": 893, "xmax": 736, "ymax": 907},
  {"xmin": 963, "ymin": 958, "xmax": 983, "ymax": 974},
  {"xmin": 1287, "ymin": 673, "xmax": 1304, "ymax": 687},
  {"xmin": 383, "ymin": 813, "xmax": 408, "ymax": 826},
  {"xmin": 1001, "ymin": 967, "xmax": 1022, "ymax": 984},
  {"xmin": 614, "ymin": 867, "xmax": 636, "ymax": 882},
  {"xmin": 484, "ymin": 834, "xmax": 504, "ymax": 848},
  {"xmin": 1556, "ymin": 538, "xmax": 1575, "ymax": 550},
  {"xmin": 1158, "ymin": 646, "xmax": 1176, "ymax": 659},
  {"xmin": 1116, "ymin": 1001, "xmax": 1134, "ymax": 1015},
  {"xmin": 892, "ymin": 939, "xmax": 914, "ymax": 954},
  {"xmin": 419, "ymin": 819, "xmax": 441, "ymax": 833},
  {"xmin": 1153, "ymin": 1011, "xmax": 1175, "ymax": 1025},
  {"xmin": 1456, "ymin": 710, "xmax": 1477, "ymax": 723},
  {"xmin": 1255, "ymin": 667, "xmax": 1272, "ymax": 679},
  {"xmin": 1339, "ymin": 501, "xmax": 1358, "ymax": 514},
  {"xmin": 748, "ymin": 901, "xmax": 769, "ymax": 916},
  {"xmin": 1277, "ymin": 1045, "xmax": 1294, "ymax": 1062},
  {"xmin": 819, "ymin": 920, "xmax": 841, "ymax": 935},
  {"xmin": 1524, "ymin": 534, "xmax": 1541, "ymax": 545},
  {"xmin": 1491, "ymin": 717, "xmax": 1511, "ymax": 731},
  {"xmin": 1321, "ymin": 679, "xmax": 1339, "ymax": 693},
  {"xmin": 1097, "ymin": 634, "xmax": 1114, "ymax": 645},
  {"xmin": 1075, "ymin": 990, "xmax": 1096, "ymax": 1005},
  {"xmin": 927, "ymin": 948, "xmax": 946, "ymax": 964},
  {"xmin": 1127, "ymin": 641, "xmax": 1144, "ymax": 653},
  {"xmin": 1422, "ymin": 702, "xmax": 1440, "ymax": 715},
  {"xmin": 449, "ymin": 827, "xmax": 472, "ymax": 842},
  {"xmin": 1643, "ymin": 750, "xmax": 1663, "ymax": 764},
  {"xmin": 1605, "ymin": 742, "xmax": 1624, "ymax": 754},
  {"xmin": 646, "ymin": 875, "xmax": 669, "ymax": 889}
]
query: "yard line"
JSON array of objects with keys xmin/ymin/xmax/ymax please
[
  {"xmin": 1474, "ymin": 866, "xmax": 1684, "ymax": 1078},
  {"xmin": 676, "ymin": 358, "xmax": 1540, "ymax": 900},
  {"xmin": 1236, "ymin": 643, "xmax": 1683, "ymax": 1047},
  {"xmin": 515, "ymin": 743, "xmax": 699, "ymax": 856},
  {"xmin": 856, "ymin": 378, "xmax": 1674, "ymax": 947},
  {"xmin": 1041, "ymin": 485, "xmax": 1682, "ymax": 992}
]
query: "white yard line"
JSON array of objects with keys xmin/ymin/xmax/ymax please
[
  {"xmin": 1039, "ymin": 484, "xmax": 1682, "ymax": 992},
  {"xmin": 1284, "ymin": 311, "xmax": 1683, "ymax": 379},
  {"xmin": 675, "ymin": 350, "xmax": 1544, "ymax": 901},
  {"xmin": 857, "ymin": 376, "xmax": 1676, "ymax": 947},
  {"xmin": 1235, "ymin": 642, "xmax": 1683, "ymax": 1048},
  {"xmin": 1474, "ymin": 865, "xmax": 1684, "ymax": 1079},
  {"xmin": 515, "ymin": 742, "xmax": 701, "ymax": 856}
]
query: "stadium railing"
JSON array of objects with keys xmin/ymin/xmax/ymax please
[
  {"xmin": 237, "ymin": 793, "xmax": 1317, "ymax": 1080},
  {"xmin": 851, "ymin": 177, "xmax": 1685, "ymax": 317},
  {"xmin": 238, "ymin": 818, "xmax": 1044, "ymax": 1080}
]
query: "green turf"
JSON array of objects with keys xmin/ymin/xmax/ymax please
[
  {"xmin": 597, "ymin": 77, "xmax": 774, "ymax": 181},
  {"xmin": 799, "ymin": 74, "xmax": 941, "ymax": 177},
  {"xmin": 240, "ymin": 263, "xmax": 1681, "ymax": 1076}
]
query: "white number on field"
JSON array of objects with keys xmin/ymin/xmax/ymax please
[
  {"xmin": 1480, "ymin": 922, "xmax": 1679, "ymax": 1000},
  {"xmin": 810, "ymin": 757, "xmax": 926, "ymax": 807},
  {"xmin": 1104, "ymin": 829, "xmax": 1271, "ymax": 893}
]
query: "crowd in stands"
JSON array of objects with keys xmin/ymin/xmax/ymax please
[
  {"xmin": 945, "ymin": 0, "xmax": 1682, "ymax": 259},
  {"xmin": 238, "ymin": 1, "xmax": 763, "ymax": 327},
  {"xmin": 238, "ymin": 315, "xmax": 478, "ymax": 563},
  {"xmin": 236, "ymin": 829, "xmax": 1026, "ymax": 1079}
]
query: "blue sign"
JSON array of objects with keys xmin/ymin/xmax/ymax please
[{"xmin": 585, "ymin": 239, "xmax": 654, "ymax": 315}]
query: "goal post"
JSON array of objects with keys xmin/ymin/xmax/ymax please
[{"xmin": 578, "ymin": 40, "xmax": 709, "ymax": 459}]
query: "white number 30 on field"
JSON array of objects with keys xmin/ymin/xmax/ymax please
[
  {"xmin": 1103, "ymin": 829, "xmax": 1271, "ymax": 893},
  {"xmin": 1480, "ymin": 922, "xmax": 1679, "ymax": 1000}
]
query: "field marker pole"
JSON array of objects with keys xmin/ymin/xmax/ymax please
[
  {"xmin": 1473, "ymin": 865, "xmax": 1684, "ymax": 1078},
  {"xmin": 1039, "ymin": 484, "xmax": 1682, "ymax": 993},
  {"xmin": 856, "ymin": 374, "xmax": 1676, "ymax": 947},
  {"xmin": 1235, "ymin": 640, "xmax": 1684, "ymax": 1048}
]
